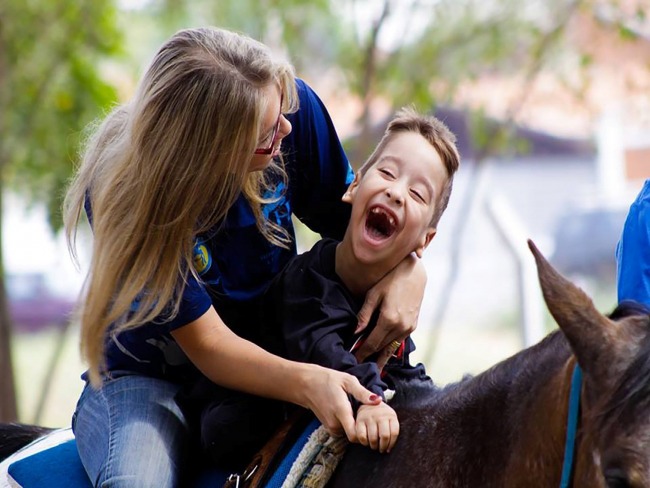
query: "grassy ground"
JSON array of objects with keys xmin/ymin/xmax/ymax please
[{"xmin": 13, "ymin": 325, "xmax": 85, "ymax": 428}]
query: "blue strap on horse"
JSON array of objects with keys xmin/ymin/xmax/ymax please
[{"xmin": 559, "ymin": 364, "xmax": 582, "ymax": 488}]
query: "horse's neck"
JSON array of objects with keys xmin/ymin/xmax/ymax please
[
  {"xmin": 501, "ymin": 355, "xmax": 576, "ymax": 487},
  {"xmin": 400, "ymin": 332, "xmax": 575, "ymax": 487}
]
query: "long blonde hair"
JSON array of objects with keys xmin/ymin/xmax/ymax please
[{"xmin": 64, "ymin": 27, "xmax": 297, "ymax": 386}]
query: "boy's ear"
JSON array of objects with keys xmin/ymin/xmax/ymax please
[
  {"xmin": 342, "ymin": 172, "xmax": 362, "ymax": 204},
  {"xmin": 415, "ymin": 228, "xmax": 436, "ymax": 258}
]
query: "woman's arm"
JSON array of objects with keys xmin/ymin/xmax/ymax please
[
  {"xmin": 171, "ymin": 306, "xmax": 380, "ymax": 441},
  {"xmin": 353, "ymin": 253, "xmax": 427, "ymax": 361},
  {"xmin": 285, "ymin": 79, "xmax": 353, "ymax": 239}
]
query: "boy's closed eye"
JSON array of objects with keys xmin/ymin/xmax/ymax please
[{"xmin": 410, "ymin": 188, "xmax": 426, "ymax": 203}]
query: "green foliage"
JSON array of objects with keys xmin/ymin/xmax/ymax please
[
  {"xmin": 128, "ymin": 0, "xmax": 338, "ymax": 76},
  {"xmin": 330, "ymin": 0, "xmax": 587, "ymax": 157},
  {"xmin": 0, "ymin": 0, "xmax": 122, "ymax": 230},
  {"xmin": 333, "ymin": 0, "xmax": 650, "ymax": 159},
  {"xmin": 617, "ymin": 23, "xmax": 639, "ymax": 41}
]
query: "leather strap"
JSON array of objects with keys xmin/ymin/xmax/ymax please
[{"xmin": 223, "ymin": 409, "xmax": 313, "ymax": 488}]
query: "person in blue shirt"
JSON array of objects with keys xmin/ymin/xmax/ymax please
[
  {"xmin": 616, "ymin": 179, "xmax": 650, "ymax": 306},
  {"xmin": 63, "ymin": 27, "xmax": 427, "ymax": 487}
]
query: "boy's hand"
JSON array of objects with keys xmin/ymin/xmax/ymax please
[{"xmin": 355, "ymin": 401, "xmax": 399, "ymax": 453}]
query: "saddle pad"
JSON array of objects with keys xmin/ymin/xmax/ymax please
[
  {"xmin": 264, "ymin": 418, "xmax": 320, "ymax": 488},
  {"xmin": 7, "ymin": 439, "xmax": 89, "ymax": 488},
  {"xmin": 3, "ymin": 432, "xmax": 228, "ymax": 488},
  {"xmin": 1, "ymin": 421, "xmax": 321, "ymax": 488}
]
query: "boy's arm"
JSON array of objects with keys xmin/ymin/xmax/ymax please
[
  {"xmin": 280, "ymin": 298, "xmax": 387, "ymax": 399},
  {"xmin": 267, "ymin": 244, "xmax": 388, "ymax": 399}
]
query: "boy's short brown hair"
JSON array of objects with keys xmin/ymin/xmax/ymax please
[{"xmin": 359, "ymin": 107, "xmax": 460, "ymax": 227}]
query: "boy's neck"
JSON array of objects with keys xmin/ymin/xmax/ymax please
[{"xmin": 334, "ymin": 238, "xmax": 392, "ymax": 297}]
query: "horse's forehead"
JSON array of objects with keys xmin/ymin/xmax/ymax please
[
  {"xmin": 592, "ymin": 319, "xmax": 650, "ymax": 438},
  {"xmin": 608, "ymin": 316, "xmax": 650, "ymax": 376}
]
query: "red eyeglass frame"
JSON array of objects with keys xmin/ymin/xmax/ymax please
[{"xmin": 253, "ymin": 93, "xmax": 284, "ymax": 155}]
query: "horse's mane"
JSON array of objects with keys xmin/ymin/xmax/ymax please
[
  {"xmin": 392, "ymin": 330, "xmax": 572, "ymax": 412},
  {"xmin": 595, "ymin": 301, "xmax": 650, "ymax": 431},
  {"xmin": 0, "ymin": 423, "xmax": 53, "ymax": 462},
  {"xmin": 391, "ymin": 300, "xmax": 650, "ymax": 441},
  {"xmin": 397, "ymin": 300, "xmax": 650, "ymax": 411},
  {"xmin": 608, "ymin": 300, "xmax": 650, "ymax": 320},
  {"xmin": 467, "ymin": 329, "xmax": 571, "ymax": 391}
]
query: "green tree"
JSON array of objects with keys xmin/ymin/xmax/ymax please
[{"xmin": 0, "ymin": 0, "xmax": 121, "ymax": 421}]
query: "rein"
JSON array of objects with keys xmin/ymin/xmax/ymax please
[{"xmin": 559, "ymin": 364, "xmax": 582, "ymax": 488}]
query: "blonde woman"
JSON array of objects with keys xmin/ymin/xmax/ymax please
[{"xmin": 65, "ymin": 27, "xmax": 426, "ymax": 486}]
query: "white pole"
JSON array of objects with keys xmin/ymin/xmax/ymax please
[
  {"xmin": 596, "ymin": 106, "xmax": 626, "ymax": 202},
  {"xmin": 485, "ymin": 195, "xmax": 546, "ymax": 347}
]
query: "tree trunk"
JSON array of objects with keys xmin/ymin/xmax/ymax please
[
  {"xmin": 0, "ymin": 16, "xmax": 18, "ymax": 421},
  {"xmin": 0, "ymin": 189, "xmax": 18, "ymax": 422},
  {"xmin": 354, "ymin": 0, "xmax": 391, "ymax": 162}
]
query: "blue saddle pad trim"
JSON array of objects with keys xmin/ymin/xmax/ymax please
[
  {"xmin": 264, "ymin": 418, "xmax": 320, "ymax": 488},
  {"xmin": 8, "ymin": 420, "xmax": 322, "ymax": 487},
  {"xmin": 8, "ymin": 440, "xmax": 90, "ymax": 488},
  {"xmin": 7, "ymin": 439, "xmax": 228, "ymax": 487}
]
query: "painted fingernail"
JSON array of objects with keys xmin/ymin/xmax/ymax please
[{"xmin": 369, "ymin": 394, "xmax": 380, "ymax": 402}]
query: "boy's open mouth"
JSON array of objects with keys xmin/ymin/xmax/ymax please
[{"xmin": 365, "ymin": 206, "xmax": 397, "ymax": 239}]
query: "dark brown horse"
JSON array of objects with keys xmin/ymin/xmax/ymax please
[
  {"xmin": 1, "ymin": 241, "xmax": 649, "ymax": 487},
  {"xmin": 331, "ymin": 240, "xmax": 650, "ymax": 488}
]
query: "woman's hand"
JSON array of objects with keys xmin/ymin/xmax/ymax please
[
  {"xmin": 355, "ymin": 402, "xmax": 399, "ymax": 453},
  {"xmin": 299, "ymin": 364, "xmax": 381, "ymax": 442},
  {"xmin": 301, "ymin": 364, "xmax": 382, "ymax": 442},
  {"xmin": 354, "ymin": 254, "xmax": 427, "ymax": 361},
  {"xmin": 173, "ymin": 308, "xmax": 381, "ymax": 444}
]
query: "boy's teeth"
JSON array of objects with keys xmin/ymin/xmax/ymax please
[{"xmin": 370, "ymin": 207, "xmax": 395, "ymax": 226}]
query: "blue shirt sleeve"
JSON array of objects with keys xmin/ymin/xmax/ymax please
[
  {"xmin": 164, "ymin": 276, "xmax": 212, "ymax": 331},
  {"xmin": 283, "ymin": 79, "xmax": 354, "ymax": 240},
  {"xmin": 617, "ymin": 179, "xmax": 650, "ymax": 306}
]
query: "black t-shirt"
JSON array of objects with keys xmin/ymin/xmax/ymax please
[{"xmin": 261, "ymin": 238, "xmax": 416, "ymax": 399}]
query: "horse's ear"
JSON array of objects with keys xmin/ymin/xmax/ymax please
[{"xmin": 527, "ymin": 239, "xmax": 615, "ymax": 377}]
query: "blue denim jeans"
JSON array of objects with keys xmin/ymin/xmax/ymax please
[{"xmin": 72, "ymin": 374, "xmax": 191, "ymax": 488}]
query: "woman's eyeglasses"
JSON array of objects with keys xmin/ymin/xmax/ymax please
[{"xmin": 254, "ymin": 93, "xmax": 284, "ymax": 155}]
